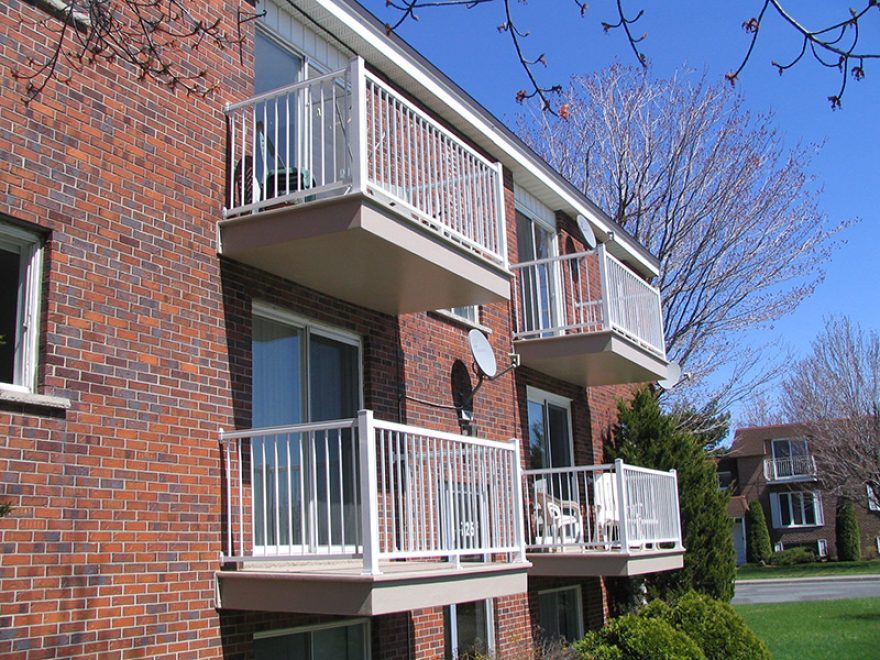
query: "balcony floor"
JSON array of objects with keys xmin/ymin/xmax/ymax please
[
  {"xmin": 215, "ymin": 558, "xmax": 529, "ymax": 615},
  {"xmin": 219, "ymin": 192, "xmax": 510, "ymax": 315},
  {"xmin": 527, "ymin": 547, "xmax": 684, "ymax": 577},
  {"xmin": 515, "ymin": 330, "xmax": 668, "ymax": 387}
]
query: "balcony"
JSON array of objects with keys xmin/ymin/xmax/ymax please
[
  {"xmin": 219, "ymin": 58, "xmax": 510, "ymax": 315},
  {"xmin": 511, "ymin": 245, "xmax": 668, "ymax": 386},
  {"xmin": 522, "ymin": 460, "xmax": 684, "ymax": 576},
  {"xmin": 763, "ymin": 456, "xmax": 817, "ymax": 483},
  {"xmin": 215, "ymin": 411, "xmax": 528, "ymax": 616}
]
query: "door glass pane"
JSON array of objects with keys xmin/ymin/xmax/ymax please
[
  {"xmin": 527, "ymin": 400, "xmax": 547, "ymax": 469},
  {"xmin": 547, "ymin": 403, "xmax": 572, "ymax": 468},
  {"xmin": 254, "ymin": 31, "xmax": 304, "ymax": 197},
  {"xmin": 253, "ymin": 316, "xmax": 304, "ymax": 548},
  {"xmin": 310, "ymin": 334, "xmax": 360, "ymax": 547},
  {"xmin": 516, "ymin": 212, "xmax": 557, "ymax": 334}
]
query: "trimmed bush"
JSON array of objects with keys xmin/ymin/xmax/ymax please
[
  {"xmin": 648, "ymin": 591, "xmax": 771, "ymax": 660},
  {"xmin": 746, "ymin": 502, "xmax": 772, "ymax": 564},
  {"xmin": 770, "ymin": 546, "xmax": 816, "ymax": 566},
  {"xmin": 836, "ymin": 500, "xmax": 861, "ymax": 561},
  {"xmin": 573, "ymin": 614, "xmax": 706, "ymax": 660}
]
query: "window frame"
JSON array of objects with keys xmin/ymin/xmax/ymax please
[
  {"xmin": 0, "ymin": 221, "xmax": 43, "ymax": 394},
  {"xmin": 525, "ymin": 386, "xmax": 575, "ymax": 469},
  {"xmin": 537, "ymin": 585, "xmax": 584, "ymax": 644},
  {"xmin": 769, "ymin": 491, "xmax": 824, "ymax": 529},
  {"xmin": 253, "ymin": 618, "xmax": 370, "ymax": 660},
  {"xmin": 444, "ymin": 598, "xmax": 495, "ymax": 660}
]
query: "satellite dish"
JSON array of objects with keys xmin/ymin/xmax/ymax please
[
  {"xmin": 468, "ymin": 329, "xmax": 497, "ymax": 378},
  {"xmin": 576, "ymin": 214, "xmax": 598, "ymax": 250},
  {"xmin": 658, "ymin": 362, "xmax": 682, "ymax": 390}
]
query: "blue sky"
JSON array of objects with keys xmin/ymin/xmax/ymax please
[{"xmin": 363, "ymin": 0, "xmax": 880, "ymax": 419}]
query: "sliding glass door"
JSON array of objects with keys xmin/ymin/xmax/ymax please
[{"xmin": 252, "ymin": 310, "xmax": 361, "ymax": 553}]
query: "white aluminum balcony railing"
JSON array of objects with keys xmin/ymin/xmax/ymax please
[
  {"xmin": 224, "ymin": 58, "xmax": 507, "ymax": 268},
  {"xmin": 523, "ymin": 460, "xmax": 682, "ymax": 552},
  {"xmin": 511, "ymin": 244, "xmax": 666, "ymax": 357},
  {"xmin": 763, "ymin": 455, "xmax": 817, "ymax": 482},
  {"xmin": 220, "ymin": 411, "xmax": 526, "ymax": 574}
]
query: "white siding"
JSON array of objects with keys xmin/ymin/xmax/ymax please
[
  {"xmin": 260, "ymin": 0, "xmax": 350, "ymax": 72},
  {"xmin": 514, "ymin": 184, "xmax": 555, "ymax": 230}
]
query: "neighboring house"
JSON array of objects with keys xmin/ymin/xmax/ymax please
[
  {"xmin": 0, "ymin": 0, "xmax": 683, "ymax": 657},
  {"xmin": 720, "ymin": 424, "xmax": 880, "ymax": 565}
]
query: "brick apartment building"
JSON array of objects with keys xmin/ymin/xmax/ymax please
[
  {"xmin": 721, "ymin": 424, "xmax": 880, "ymax": 565},
  {"xmin": 0, "ymin": 0, "xmax": 684, "ymax": 657}
]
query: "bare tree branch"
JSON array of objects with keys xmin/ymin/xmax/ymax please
[
  {"xmin": 517, "ymin": 66, "xmax": 850, "ymax": 407},
  {"xmin": 781, "ymin": 316, "xmax": 880, "ymax": 501},
  {"xmin": 383, "ymin": 0, "xmax": 880, "ymax": 110},
  {"xmin": 13, "ymin": 0, "xmax": 263, "ymax": 103}
]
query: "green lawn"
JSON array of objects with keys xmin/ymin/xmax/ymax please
[
  {"xmin": 737, "ymin": 560, "xmax": 880, "ymax": 580},
  {"xmin": 736, "ymin": 598, "xmax": 880, "ymax": 660}
]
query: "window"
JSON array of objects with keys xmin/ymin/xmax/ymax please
[
  {"xmin": 445, "ymin": 306, "xmax": 479, "ymax": 325},
  {"xmin": 445, "ymin": 600, "xmax": 494, "ymax": 659},
  {"xmin": 526, "ymin": 387, "xmax": 573, "ymax": 470},
  {"xmin": 817, "ymin": 539, "xmax": 828, "ymax": 558},
  {"xmin": 0, "ymin": 221, "xmax": 43, "ymax": 392},
  {"xmin": 538, "ymin": 586, "xmax": 583, "ymax": 644},
  {"xmin": 769, "ymin": 491, "xmax": 824, "ymax": 528},
  {"xmin": 251, "ymin": 303, "xmax": 361, "ymax": 551},
  {"xmin": 868, "ymin": 484, "xmax": 880, "ymax": 512},
  {"xmin": 254, "ymin": 620, "xmax": 368, "ymax": 660},
  {"xmin": 770, "ymin": 438, "xmax": 812, "ymax": 477}
]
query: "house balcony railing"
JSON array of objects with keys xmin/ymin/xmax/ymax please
[
  {"xmin": 511, "ymin": 245, "xmax": 665, "ymax": 357},
  {"xmin": 763, "ymin": 456, "xmax": 817, "ymax": 482},
  {"xmin": 220, "ymin": 411, "xmax": 525, "ymax": 575},
  {"xmin": 224, "ymin": 57, "xmax": 507, "ymax": 269},
  {"xmin": 522, "ymin": 460, "xmax": 682, "ymax": 553}
]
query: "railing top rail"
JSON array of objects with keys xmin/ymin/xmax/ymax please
[
  {"xmin": 363, "ymin": 69, "xmax": 500, "ymax": 172},
  {"xmin": 522, "ymin": 463, "xmax": 615, "ymax": 477},
  {"xmin": 510, "ymin": 250, "xmax": 598, "ymax": 271},
  {"xmin": 221, "ymin": 417, "xmax": 358, "ymax": 441},
  {"xmin": 620, "ymin": 463, "xmax": 677, "ymax": 478},
  {"xmin": 224, "ymin": 66, "xmax": 350, "ymax": 113},
  {"xmin": 372, "ymin": 419, "xmax": 518, "ymax": 452}
]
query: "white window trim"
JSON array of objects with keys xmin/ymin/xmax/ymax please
[
  {"xmin": 446, "ymin": 599, "xmax": 495, "ymax": 660},
  {"xmin": 432, "ymin": 307, "xmax": 490, "ymax": 334},
  {"xmin": 0, "ymin": 222, "xmax": 43, "ymax": 394},
  {"xmin": 769, "ymin": 491, "xmax": 824, "ymax": 529},
  {"xmin": 817, "ymin": 538, "xmax": 828, "ymax": 558},
  {"xmin": 537, "ymin": 584, "xmax": 584, "ymax": 642},
  {"xmin": 254, "ymin": 618, "xmax": 370, "ymax": 660},
  {"xmin": 526, "ymin": 386, "xmax": 575, "ymax": 469}
]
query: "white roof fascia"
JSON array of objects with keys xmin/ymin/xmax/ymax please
[{"xmin": 307, "ymin": 0, "xmax": 659, "ymax": 278}]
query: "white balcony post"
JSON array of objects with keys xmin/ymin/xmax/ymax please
[
  {"xmin": 349, "ymin": 57, "xmax": 368, "ymax": 195},
  {"xmin": 511, "ymin": 438, "xmax": 528, "ymax": 564},
  {"xmin": 614, "ymin": 459, "xmax": 629, "ymax": 551},
  {"xmin": 495, "ymin": 162, "xmax": 508, "ymax": 270},
  {"xmin": 598, "ymin": 243, "xmax": 612, "ymax": 332},
  {"xmin": 670, "ymin": 468, "xmax": 684, "ymax": 550},
  {"xmin": 358, "ymin": 409, "xmax": 381, "ymax": 575}
]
